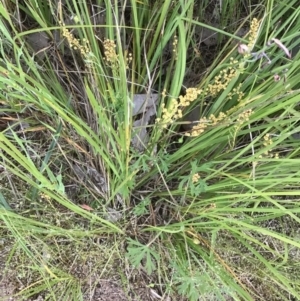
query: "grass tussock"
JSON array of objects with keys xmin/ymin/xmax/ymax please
[{"xmin": 1, "ymin": 0, "xmax": 300, "ymax": 300}]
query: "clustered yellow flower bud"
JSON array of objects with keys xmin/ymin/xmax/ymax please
[
  {"xmin": 103, "ymin": 38, "xmax": 119, "ymax": 66},
  {"xmin": 258, "ymin": 133, "xmax": 279, "ymax": 159},
  {"xmin": 231, "ymin": 109, "xmax": 253, "ymax": 142},
  {"xmin": 40, "ymin": 193, "xmax": 51, "ymax": 201},
  {"xmin": 227, "ymin": 83, "xmax": 244, "ymax": 102},
  {"xmin": 125, "ymin": 52, "xmax": 133, "ymax": 69},
  {"xmin": 185, "ymin": 117, "xmax": 208, "ymax": 137},
  {"xmin": 159, "ymin": 98, "xmax": 182, "ymax": 127},
  {"xmin": 209, "ymin": 112, "xmax": 227, "ymax": 126},
  {"xmin": 236, "ymin": 109, "xmax": 253, "ymax": 125},
  {"xmin": 172, "ymin": 35, "xmax": 178, "ymax": 60},
  {"xmin": 156, "ymin": 88, "xmax": 202, "ymax": 128},
  {"xmin": 192, "ymin": 173, "xmax": 200, "ymax": 183},
  {"xmin": 263, "ymin": 133, "xmax": 272, "ymax": 146},
  {"xmin": 185, "ymin": 112, "xmax": 228, "ymax": 137},
  {"xmin": 59, "ymin": 21, "xmax": 90, "ymax": 58},
  {"xmin": 263, "ymin": 133, "xmax": 272, "ymax": 156},
  {"xmin": 172, "ymin": 35, "xmax": 178, "ymax": 52},
  {"xmin": 206, "ymin": 58, "xmax": 238, "ymax": 97},
  {"xmin": 248, "ymin": 18, "xmax": 259, "ymax": 50}
]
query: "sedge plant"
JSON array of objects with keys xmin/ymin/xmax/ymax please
[{"xmin": 0, "ymin": 0, "xmax": 300, "ymax": 300}]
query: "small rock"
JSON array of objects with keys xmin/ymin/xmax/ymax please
[{"xmin": 25, "ymin": 32, "xmax": 51, "ymax": 59}]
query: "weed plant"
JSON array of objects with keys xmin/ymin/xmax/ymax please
[{"xmin": 0, "ymin": 0, "xmax": 300, "ymax": 300}]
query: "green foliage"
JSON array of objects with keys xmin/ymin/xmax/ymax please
[
  {"xmin": 133, "ymin": 197, "xmax": 151, "ymax": 216},
  {"xmin": 178, "ymin": 161, "xmax": 210, "ymax": 197},
  {"xmin": 0, "ymin": 0, "xmax": 300, "ymax": 300},
  {"xmin": 173, "ymin": 264, "xmax": 228, "ymax": 301},
  {"xmin": 126, "ymin": 238, "xmax": 160, "ymax": 275}
]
